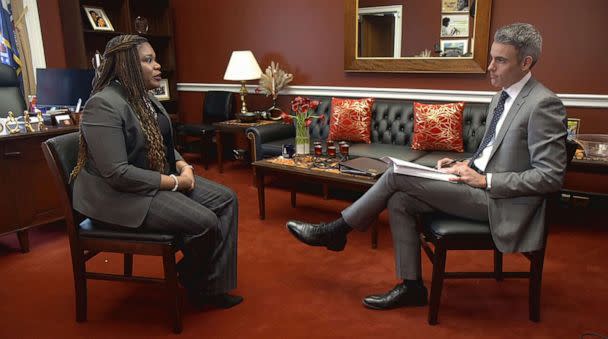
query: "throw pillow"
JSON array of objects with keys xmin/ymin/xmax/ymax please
[
  {"xmin": 328, "ymin": 97, "xmax": 375, "ymax": 143},
  {"xmin": 412, "ymin": 102, "xmax": 465, "ymax": 152}
]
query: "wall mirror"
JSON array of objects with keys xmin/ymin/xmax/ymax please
[{"xmin": 344, "ymin": 0, "xmax": 493, "ymax": 73}]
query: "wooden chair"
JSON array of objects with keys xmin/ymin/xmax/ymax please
[
  {"xmin": 41, "ymin": 132, "xmax": 183, "ymax": 333},
  {"xmin": 418, "ymin": 139, "xmax": 578, "ymax": 325},
  {"xmin": 176, "ymin": 91, "xmax": 234, "ymax": 169},
  {"xmin": 418, "ymin": 213, "xmax": 548, "ymax": 325}
]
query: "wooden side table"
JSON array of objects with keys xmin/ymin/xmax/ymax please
[{"xmin": 213, "ymin": 119, "xmax": 278, "ymax": 173}]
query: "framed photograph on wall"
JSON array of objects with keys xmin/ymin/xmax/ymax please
[
  {"xmin": 442, "ymin": 0, "xmax": 470, "ymax": 13},
  {"xmin": 440, "ymin": 39, "xmax": 469, "ymax": 57},
  {"xmin": 440, "ymin": 14, "xmax": 469, "ymax": 37},
  {"xmin": 567, "ymin": 118, "xmax": 581, "ymax": 139},
  {"xmin": 152, "ymin": 79, "xmax": 170, "ymax": 101},
  {"xmin": 83, "ymin": 6, "xmax": 114, "ymax": 31}
]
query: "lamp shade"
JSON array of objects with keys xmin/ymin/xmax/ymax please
[{"xmin": 223, "ymin": 50, "xmax": 262, "ymax": 81}]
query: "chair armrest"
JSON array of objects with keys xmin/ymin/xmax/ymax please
[{"xmin": 246, "ymin": 123, "xmax": 294, "ymax": 161}]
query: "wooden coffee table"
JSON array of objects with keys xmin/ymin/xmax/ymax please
[{"xmin": 252, "ymin": 155, "xmax": 381, "ymax": 248}]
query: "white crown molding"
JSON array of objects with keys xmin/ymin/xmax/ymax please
[{"xmin": 177, "ymin": 83, "xmax": 608, "ymax": 108}]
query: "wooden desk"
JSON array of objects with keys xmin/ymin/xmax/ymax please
[
  {"xmin": 0, "ymin": 126, "xmax": 78, "ymax": 252},
  {"xmin": 213, "ymin": 119, "xmax": 278, "ymax": 173}
]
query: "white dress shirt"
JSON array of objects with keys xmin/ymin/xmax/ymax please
[{"xmin": 474, "ymin": 72, "xmax": 532, "ymax": 188}]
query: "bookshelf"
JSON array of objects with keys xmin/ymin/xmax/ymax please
[{"xmin": 57, "ymin": 0, "xmax": 178, "ymax": 115}]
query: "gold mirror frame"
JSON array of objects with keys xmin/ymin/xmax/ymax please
[{"xmin": 344, "ymin": 0, "xmax": 493, "ymax": 73}]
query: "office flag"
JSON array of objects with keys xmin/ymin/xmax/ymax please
[{"xmin": 0, "ymin": 0, "xmax": 22, "ymax": 76}]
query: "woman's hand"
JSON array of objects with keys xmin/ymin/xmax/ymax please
[{"xmin": 178, "ymin": 167, "xmax": 196, "ymax": 191}]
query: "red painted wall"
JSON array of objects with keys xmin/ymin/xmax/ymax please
[
  {"xmin": 170, "ymin": 0, "xmax": 608, "ymax": 93},
  {"xmin": 168, "ymin": 1, "xmax": 607, "ymax": 129},
  {"xmin": 39, "ymin": 0, "xmax": 607, "ymax": 190}
]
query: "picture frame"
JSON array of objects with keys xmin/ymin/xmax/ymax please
[
  {"xmin": 442, "ymin": 0, "xmax": 470, "ymax": 13},
  {"xmin": 440, "ymin": 39, "xmax": 469, "ymax": 57},
  {"xmin": 52, "ymin": 113, "xmax": 74, "ymax": 126},
  {"xmin": 83, "ymin": 6, "xmax": 114, "ymax": 31},
  {"xmin": 152, "ymin": 79, "xmax": 170, "ymax": 101},
  {"xmin": 567, "ymin": 118, "xmax": 581, "ymax": 139},
  {"xmin": 440, "ymin": 14, "xmax": 470, "ymax": 37}
]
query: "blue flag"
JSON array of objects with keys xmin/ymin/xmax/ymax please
[{"xmin": 0, "ymin": 0, "xmax": 22, "ymax": 77}]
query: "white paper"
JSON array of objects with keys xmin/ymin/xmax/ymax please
[{"xmin": 381, "ymin": 156, "xmax": 458, "ymax": 182}]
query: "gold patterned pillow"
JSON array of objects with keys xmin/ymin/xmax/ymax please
[
  {"xmin": 412, "ymin": 102, "xmax": 465, "ymax": 152},
  {"xmin": 328, "ymin": 97, "xmax": 375, "ymax": 143}
]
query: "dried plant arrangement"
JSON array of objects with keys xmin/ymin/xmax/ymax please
[{"xmin": 258, "ymin": 61, "xmax": 293, "ymax": 112}]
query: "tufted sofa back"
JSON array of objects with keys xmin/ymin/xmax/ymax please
[{"xmin": 307, "ymin": 97, "xmax": 489, "ymax": 153}]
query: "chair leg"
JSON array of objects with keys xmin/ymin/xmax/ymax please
[
  {"xmin": 493, "ymin": 249, "xmax": 504, "ymax": 281},
  {"xmin": 201, "ymin": 134, "xmax": 212, "ymax": 170},
  {"xmin": 124, "ymin": 253, "xmax": 133, "ymax": 276},
  {"xmin": 17, "ymin": 230, "xmax": 30, "ymax": 253},
  {"xmin": 529, "ymin": 249, "xmax": 545, "ymax": 322},
  {"xmin": 428, "ymin": 244, "xmax": 447, "ymax": 325},
  {"xmin": 162, "ymin": 249, "xmax": 182, "ymax": 334},
  {"xmin": 73, "ymin": 252, "xmax": 88, "ymax": 322}
]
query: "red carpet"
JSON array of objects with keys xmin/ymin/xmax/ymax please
[{"xmin": 1, "ymin": 159, "xmax": 607, "ymax": 338}]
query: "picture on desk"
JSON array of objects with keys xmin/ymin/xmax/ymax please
[
  {"xmin": 151, "ymin": 79, "xmax": 170, "ymax": 101},
  {"xmin": 567, "ymin": 118, "xmax": 580, "ymax": 139},
  {"xmin": 83, "ymin": 6, "xmax": 114, "ymax": 31},
  {"xmin": 52, "ymin": 113, "xmax": 74, "ymax": 126}
]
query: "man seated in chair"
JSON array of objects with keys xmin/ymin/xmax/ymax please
[{"xmin": 286, "ymin": 23, "xmax": 568, "ymax": 310}]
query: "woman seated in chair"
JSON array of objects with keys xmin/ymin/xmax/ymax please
[{"xmin": 70, "ymin": 35, "xmax": 242, "ymax": 309}]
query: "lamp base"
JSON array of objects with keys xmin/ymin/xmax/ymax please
[{"xmin": 239, "ymin": 81, "xmax": 249, "ymax": 114}]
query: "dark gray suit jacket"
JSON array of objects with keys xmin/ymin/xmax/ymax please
[
  {"xmin": 485, "ymin": 77, "xmax": 567, "ymax": 252},
  {"xmin": 73, "ymin": 82, "xmax": 183, "ymax": 228}
]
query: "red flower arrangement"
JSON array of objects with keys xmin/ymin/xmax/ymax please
[{"xmin": 279, "ymin": 96, "xmax": 324, "ymax": 127}]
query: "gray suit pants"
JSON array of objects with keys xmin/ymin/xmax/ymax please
[
  {"xmin": 141, "ymin": 176, "xmax": 238, "ymax": 296},
  {"xmin": 341, "ymin": 167, "xmax": 489, "ymax": 280}
]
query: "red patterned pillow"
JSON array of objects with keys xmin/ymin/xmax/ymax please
[
  {"xmin": 328, "ymin": 97, "xmax": 375, "ymax": 143},
  {"xmin": 412, "ymin": 102, "xmax": 465, "ymax": 152}
]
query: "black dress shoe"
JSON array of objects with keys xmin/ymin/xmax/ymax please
[
  {"xmin": 362, "ymin": 283, "xmax": 428, "ymax": 310},
  {"xmin": 189, "ymin": 292, "xmax": 244, "ymax": 309},
  {"xmin": 286, "ymin": 219, "xmax": 349, "ymax": 252}
]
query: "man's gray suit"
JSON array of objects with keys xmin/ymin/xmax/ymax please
[
  {"xmin": 73, "ymin": 82, "xmax": 238, "ymax": 295},
  {"xmin": 341, "ymin": 77, "xmax": 567, "ymax": 280}
]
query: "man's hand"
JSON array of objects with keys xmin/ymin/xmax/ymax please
[{"xmin": 439, "ymin": 162, "xmax": 487, "ymax": 188}]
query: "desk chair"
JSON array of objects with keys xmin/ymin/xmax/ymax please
[
  {"xmin": 176, "ymin": 91, "xmax": 234, "ymax": 169},
  {"xmin": 41, "ymin": 132, "xmax": 183, "ymax": 333},
  {"xmin": 418, "ymin": 139, "xmax": 578, "ymax": 325},
  {"xmin": 0, "ymin": 63, "xmax": 26, "ymax": 118}
]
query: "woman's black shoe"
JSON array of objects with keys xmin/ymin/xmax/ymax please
[{"xmin": 189, "ymin": 292, "xmax": 243, "ymax": 309}]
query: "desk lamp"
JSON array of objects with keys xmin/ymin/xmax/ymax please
[{"xmin": 223, "ymin": 50, "xmax": 262, "ymax": 114}]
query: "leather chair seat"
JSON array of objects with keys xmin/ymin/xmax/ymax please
[
  {"xmin": 79, "ymin": 218, "xmax": 175, "ymax": 242},
  {"xmin": 422, "ymin": 213, "xmax": 491, "ymax": 239}
]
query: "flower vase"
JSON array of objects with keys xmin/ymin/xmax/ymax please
[{"xmin": 295, "ymin": 121, "xmax": 310, "ymax": 155}]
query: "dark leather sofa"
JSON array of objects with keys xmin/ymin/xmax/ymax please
[{"xmin": 246, "ymin": 97, "xmax": 490, "ymax": 166}]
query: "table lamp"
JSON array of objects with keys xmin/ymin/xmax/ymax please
[{"xmin": 223, "ymin": 50, "xmax": 262, "ymax": 114}]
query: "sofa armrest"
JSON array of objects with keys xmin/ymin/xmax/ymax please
[{"xmin": 246, "ymin": 123, "xmax": 295, "ymax": 161}]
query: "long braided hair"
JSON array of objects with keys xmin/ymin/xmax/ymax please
[{"xmin": 70, "ymin": 35, "xmax": 167, "ymax": 180}]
